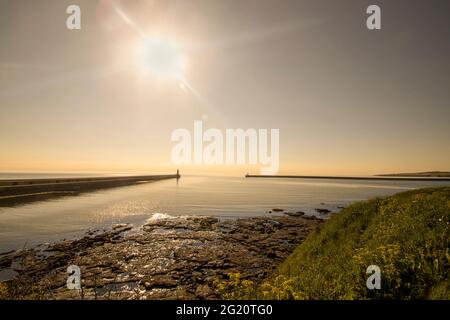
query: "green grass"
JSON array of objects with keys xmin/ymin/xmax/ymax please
[{"xmin": 221, "ymin": 187, "xmax": 450, "ymax": 300}]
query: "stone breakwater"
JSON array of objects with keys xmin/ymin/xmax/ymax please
[
  {"xmin": 0, "ymin": 214, "xmax": 323, "ymax": 300},
  {"xmin": 0, "ymin": 174, "xmax": 179, "ymax": 207}
]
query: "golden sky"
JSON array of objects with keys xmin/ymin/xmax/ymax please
[{"xmin": 0, "ymin": 0, "xmax": 449, "ymax": 176}]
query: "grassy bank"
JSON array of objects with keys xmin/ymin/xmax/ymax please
[{"xmin": 219, "ymin": 187, "xmax": 450, "ymax": 299}]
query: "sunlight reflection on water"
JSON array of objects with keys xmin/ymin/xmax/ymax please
[{"xmin": 0, "ymin": 175, "xmax": 448, "ymax": 251}]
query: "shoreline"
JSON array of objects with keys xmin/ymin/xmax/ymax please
[
  {"xmin": 0, "ymin": 205, "xmax": 337, "ymax": 254},
  {"xmin": 0, "ymin": 213, "xmax": 323, "ymax": 300}
]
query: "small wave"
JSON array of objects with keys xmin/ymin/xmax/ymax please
[{"xmin": 145, "ymin": 213, "xmax": 174, "ymax": 222}]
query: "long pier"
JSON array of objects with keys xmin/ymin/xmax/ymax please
[
  {"xmin": 245, "ymin": 174, "xmax": 450, "ymax": 182},
  {"xmin": 0, "ymin": 173, "xmax": 180, "ymax": 206}
]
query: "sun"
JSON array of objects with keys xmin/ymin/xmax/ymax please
[{"xmin": 136, "ymin": 36, "xmax": 186, "ymax": 80}]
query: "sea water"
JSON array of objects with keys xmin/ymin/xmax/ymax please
[{"xmin": 0, "ymin": 175, "xmax": 448, "ymax": 252}]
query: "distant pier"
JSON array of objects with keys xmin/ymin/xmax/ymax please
[
  {"xmin": 0, "ymin": 172, "xmax": 180, "ymax": 207},
  {"xmin": 245, "ymin": 174, "xmax": 450, "ymax": 182}
]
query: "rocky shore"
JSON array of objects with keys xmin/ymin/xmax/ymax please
[{"xmin": 0, "ymin": 214, "xmax": 323, "ymax": 300}]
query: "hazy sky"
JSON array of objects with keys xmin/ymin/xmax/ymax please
[{"xmin": 0, "ymin": 0, "xmax": 449, "ymax": 176}]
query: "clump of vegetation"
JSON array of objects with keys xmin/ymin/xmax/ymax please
[
  {"xmin": 213, "ymin": 272, "xmax": 256, "ymax": 299},
  {"xmin": 0, "ymin": 283, "xmax": 9, "ymax": 299},
  {"xmin": 222, "ymin": 187, "xmax": 450, "ymax": 299}
]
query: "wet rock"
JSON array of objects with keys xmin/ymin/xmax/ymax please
[
  {"xmin": 195, "ymin": 284, "xmax": 215, "ymax": 299},
  {"xmin": 113, "ymin": 223, "xmax": 129, "ymax": 230},
  {"xmin": 315, "ymin": 208, "xmax": 331, "ymax": 214},
  {"xmin": 284, "ymin": 211, "xmax": 305, "ymax": 217},
  {"xmin": 143, "ymin": 276, "xmax": 178, "ymax": 289},
  {"xmin": 303, "ymin": 215, "xmax": 319, "ymax": 220},
  {"xmin": 0, "ymin": 215, "xmax": 323, "ymax": 300}
]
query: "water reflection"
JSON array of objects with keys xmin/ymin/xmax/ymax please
[{"xmin": 0, "ymin": 175, "xmax": 448, "ymax": 252}]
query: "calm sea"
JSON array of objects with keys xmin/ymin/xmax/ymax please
[{"xmin": 0, "ymin": 174, "xmax": 448, "ymax": 252}]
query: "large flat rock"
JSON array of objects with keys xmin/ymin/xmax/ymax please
[{"xmin": 0, "ymin": 215, "xmax": 323, "ymax": 300}]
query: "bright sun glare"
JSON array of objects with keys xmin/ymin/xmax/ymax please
[{"xmin": 136, "ymin": 37, "xmax": 186, "ymax": 80}]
